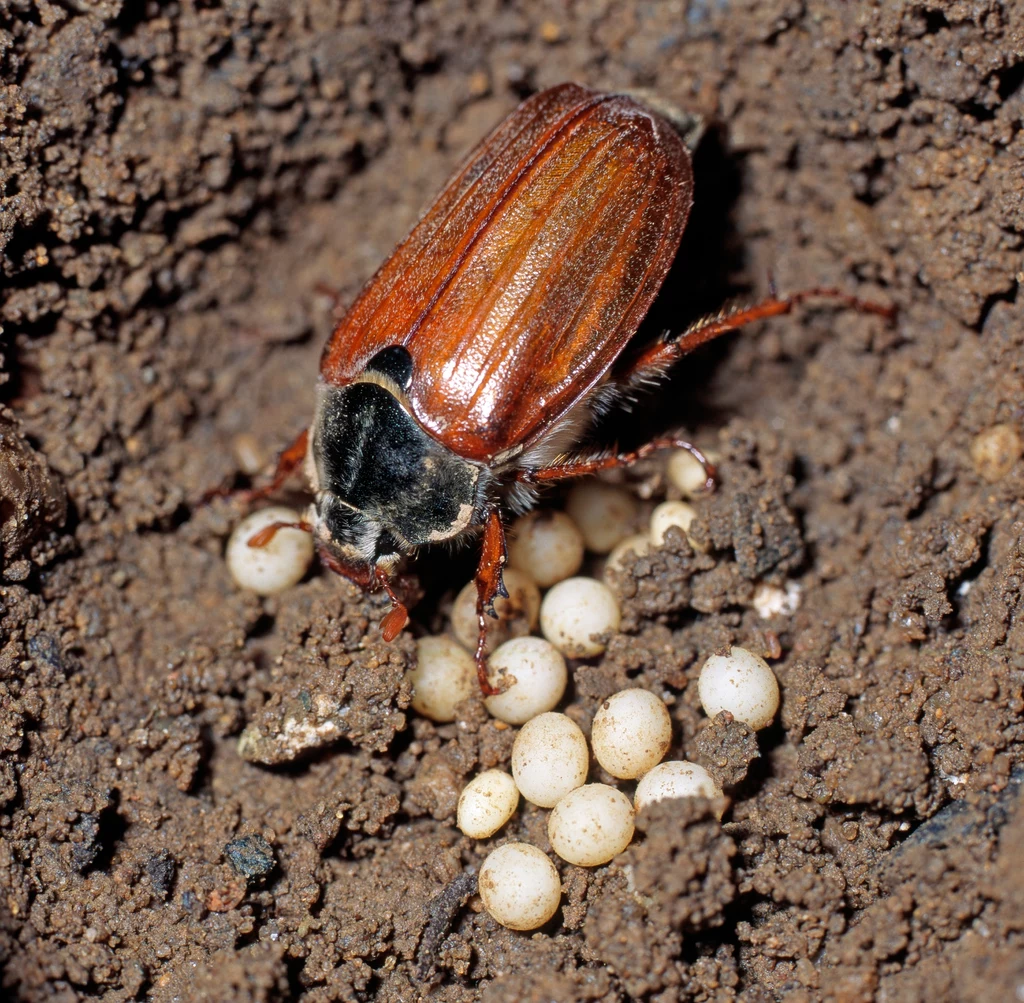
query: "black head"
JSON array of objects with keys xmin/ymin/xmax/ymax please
[{"xmin": 309, "ymin": 369, "xmax": 482, "ymax": 583}]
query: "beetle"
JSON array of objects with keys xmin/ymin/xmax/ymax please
[{"xmin": 232, "ymin": 82, "xmax": 892, "ymax": 693}]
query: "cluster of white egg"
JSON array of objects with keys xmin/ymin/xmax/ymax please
[
  {"xmin": 463, "ymin": 655, "xmax": 782, "ymax": 932},
  {"xmin": 224, "ymin": 454, "xmax": 787, "ymax": 933},
  {"xmin": 464, "ymin": 688, "xmax": 712, "ymax": 930}
]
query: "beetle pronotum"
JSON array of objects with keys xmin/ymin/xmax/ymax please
[{"xmin": 227, "ymin": 82, "xmax": 892, "ymax": 693}]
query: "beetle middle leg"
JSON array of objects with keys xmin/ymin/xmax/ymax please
[
  {"xmin": 520, "ymin": 437, "xmax": 717, "ymax": 488},
  {"xmin": 473, "ymin": 509, "xmax": 509, "ymax": 696}
]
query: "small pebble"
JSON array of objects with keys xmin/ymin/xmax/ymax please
[
  {"xmin": 650, "ymin": 500, "xmax": 703, "ymax": 550},
  {"xmin": 478, "ymin": 843, "xmax": 561, "ymax": 930},
  {"xmin": 226, "ymin": 506, "xmax": 314, "ymax": 596},
  {"xmin": 667, "ymin": 449, "xmax": 710, "ymax": 497},
  {"xmin": 232, "ymin": 433, "xmax": 266, "ymax": 476},
  {"xmin": 698, "ymin": 646, "xmax": 780, "ymax": 730},
  {"xmin": 970, "ymin": 423, "xmax": 1022, "ymax": 482},
  {"xmin": 540, "ymin": 577, "xmax": 620, "ymax": 658},
  {"xmin": 603, "ymin": 533, "xmax": 652, "ymax": 582},
  {"xmin": 408, "ymin": 636, "xmax": 476, "ymax": 722},
  {"xmin": 565, "ymin": 481, "xmax": 638, "ymax": 554},
  {"xmin": 590, "ymin": 688, "xmax": 673, "ymax": 779},
  {"xmin": 224, "ymin": 834, "xmax": 275, "ymax": 879},
  {"xmin": 547, "ymin": 784, "xmax": 635, "ymax": 866},
  {"xmin": 450, "ymin": 568, "xmax": 541, "ymax": 654},
  {"xmin": 485, "ymin": 636, "xmax": 567, "ymax": 725},
  {"xmin": 634, "ymin": 761, "xmax": 724, "ymax": 815},
  {"xmin": 457, "ymin": 770, "xmax": 519, "ymax": 839},
  {"xmin": 507, "ymin": 511, "xmax": 584, "ymax": 587},
  {"xmin": 511, "ymin": 712, "xmax": 589, "ymax": 807},
  {"xmin": 752, "ymin": 581, "xmax": 802, "ymax": 619}
]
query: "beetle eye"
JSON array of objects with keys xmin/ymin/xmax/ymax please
[{"xmin": 366, "ymin": 345, "xmax": 413, "ymax": 390}]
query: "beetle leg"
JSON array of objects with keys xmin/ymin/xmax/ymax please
[
  {"xmin": 473, "ymin": 509, "xmax": 509, "ymax": 696},
  {"xmin": 616, "ymin": 286, "xmax": 896, "ymax": 381},
  {"xmin": 201, "ymin": 427, "xmax": 309, "ymax": 505},
  {"xmin": 375, "ymin": 567, "xmax": 410, "ymax": 642},
  {"xmin": 521, "ymin": 437, "xmax": 716, "ymax": 490},
  {"xmin": 246, "ymin": 519, "xmax": 312, "ymax": 548}
]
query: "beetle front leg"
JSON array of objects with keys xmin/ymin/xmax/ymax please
[{"xmin": 473, "ymin": 508, "xmax": 509, "ymax": 696}]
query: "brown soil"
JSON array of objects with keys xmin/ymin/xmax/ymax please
[{"xmin": 2, "ymin": 1, "xmax": 1023, "ymax": 1000}]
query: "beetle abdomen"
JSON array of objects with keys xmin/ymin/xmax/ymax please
[{"xmin": 321, "ymin": 83, "xmax": 693, "ymax": 464}]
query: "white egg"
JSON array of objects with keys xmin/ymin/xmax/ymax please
[
  {"xmin": 408, "ymin": 636, "xmax": 477, "ymax": 723},
  {"xmin": 547, "ymin": 784, "xmax": 635, "ymax": 866},
  {"xmin": 457, "ymin": 770, "xmax": 519, "ymax": 839},
  {"xmin": 667, "ymin": 448, "xmax": 711, "ymax": 498},
  {"xmin": 565, "ymin": 481, "xmax": 639, "ymax": 554},
  {"xmin": 449, "ymin": 568, "xmax": 541, "ymax": 654},
  {"xmin": 485, "ymin": 636, "xmax": 567, "ymax": 725},
  {"xmin": 511, "ymin": 712, "xmax": 589, "ymax": 808},
  {"xmin": 540, "ymin": 577, "xmax": 621, "ymax": 658},
  {"xmin": 634, "ymin": 760, "xmax": 724, "ymax": 817},
  {"xmin": 698, "ymin": 646, "xmax": 780, "ymax": 730},
  {"xmin": 649, "ymin": 500, "xmax": 703, "ymax": 550},
  {"xmin": 226, "ymin": 506, "xmax": 314, "ymax": 596},
  {"xmin": 507, "ymin": 511, "xmax": 584, "ymax": 588},
  {"xmin": 590, "ymin": 688, "xmax": 672, "ymax": 779},
  {"xmin": 603, "ymin": 533, "xmax": 652, "ymax": 583},
  {"xmin": 478, "ymin": 842, "xmax": 561, "ymax": 930}
]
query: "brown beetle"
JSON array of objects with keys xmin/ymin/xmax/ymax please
[{"xmin": 236, "ymin": 83, "xmax": 891, "ymax": 692}]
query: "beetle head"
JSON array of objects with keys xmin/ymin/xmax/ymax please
[{"xmin": 307, "ymin": 369, "xmax": 483, "ymax": 635}]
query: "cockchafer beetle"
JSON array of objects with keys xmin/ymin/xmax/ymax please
[{"xmin": 229, "ymin": 82, "xmax": 893, "ymax": 694}]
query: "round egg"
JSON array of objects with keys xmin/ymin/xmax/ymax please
[
  {"xmin": 649, "ymin": 499, "xmax": 702, "ymax": 550},
  {"xmin": 603, "ymin": 533, "xmax": 652, "ymax": 583},
  {"xmin": 408, "ymin": 635, "xmax": 477, "ymax": 723},
  {"xmin": 667, "ymin": 448, "xmax": 711, "ymax": 498},
  {"xmin": 565, "ymin": 481, "xmax": 638, "ymax": 554},
  {"xmin": 226, "ymin": 506, "xmax": 314, "ymax": 596},
  {"xmin": 511, "ymin": 712, "xmax": 589, "ymax": 807},
  {"xmin": 478, "ymin": 843, "xmax": 561, "ymax": 930},
  {"xmin": 698, "ymin": 646, "xmax": 780, "ymax": 730},
  {"xmin": 547, "ymin": 784, "xmax": 635, "ymax": 866},
  {"xmin": 540, "ymin": 577, "xmax": 621, "ymax": 658},
  {"xmin": 634, "ymin": 761, "xmax": 724, "ymax": 816},
  {"xmin": 457, "ymin": 770, "xmax": 519, "ymax": 839},
  {"xmin": 450, "ymin": 569, "xmax": 541, "ymax": 654},
  {"xmin": 507, "ymin": 511, "xmax": 585, "ymax": 588},
  {"xmin": 590, "ymin": 688, "xmax": 672, "ymax": 779},
  {"xmin": 485, "ymin": 636, "xmax": 567, "ymax": 725}
]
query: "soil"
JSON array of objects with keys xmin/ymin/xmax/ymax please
[{"xmin": 2, "ymin": 1, "xmax": 1024, "ymax": 1000}]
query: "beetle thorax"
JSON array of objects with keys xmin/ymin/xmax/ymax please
[{"xmin": 309, "ymin": 379, "xmax": 482, "ymax": 569}]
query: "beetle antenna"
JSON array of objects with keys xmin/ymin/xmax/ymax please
[
  {"xmin": 375, "ymin": 567, "xmax": 409, "ymax": 641},
  {"xmin": 247, "ymin": 520, "xmax": 313, "ymax": 548}
]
